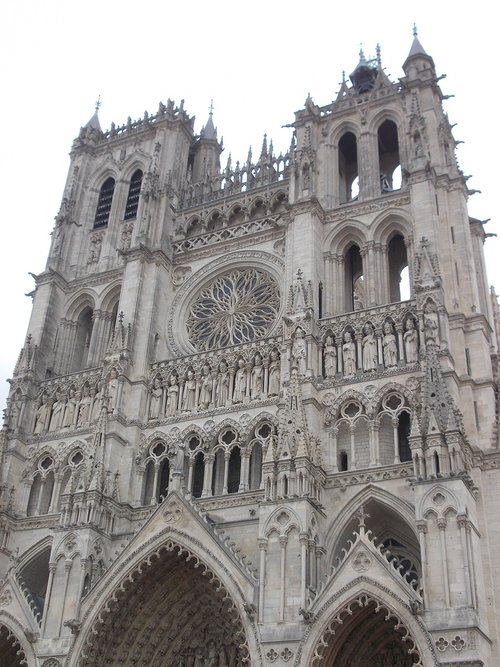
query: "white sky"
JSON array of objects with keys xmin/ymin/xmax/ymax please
[{"xmin": 1, "ymin": 1, "xmax": 498, "ymax": 412}]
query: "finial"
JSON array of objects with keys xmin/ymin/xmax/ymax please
[
  {"xmin": 413, "ymin": 22, "xmax": 418, "ymax": 37},
  {"xmin": 355, "ymin": 506, "xmax": 370, "ymax": 529},
  {"xmin": 95, "ymin": 95, "xmax": 102, "ymax": 113},
  {"xmin": 209, "ymin": 98, "xmax": 214, "ymax": 116},
  {"xmin": 342, "ymin": 70, "xmax": 346, "ymax": 83},
  {"xmin": 376, "ymin": 43, "xmax": 381, "ymax": 68}
]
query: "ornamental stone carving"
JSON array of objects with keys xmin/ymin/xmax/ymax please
[{"xmin": 186, "ymin": 268, "xmax": 280, "ymax": 351}]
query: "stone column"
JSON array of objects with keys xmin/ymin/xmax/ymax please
[
  {"xmin": 258, "ymin": 539, "xmax": 268, "ymax": 623},
  {"xmin": 457, "ymin": 514, "xmax": 472, "ymax": 606},
  {"xmin": 416, "ymin": 521, "xmax": 428, "ymax": 607},
  {"xmin": 279, "ymin": 535, "xmax": 288, "ymax": 622},
  {"xmin": 437, "ymin": 518, "xmax": 451, "ymax": 607},
  {"xmin": 300, "ymin": 532, "xmax": 309, "ymax": 608}
]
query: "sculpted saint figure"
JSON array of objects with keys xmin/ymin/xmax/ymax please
[
  {"xmin": 182, "ymin": 370, "xmax": 196, "ymax": 411},
  {"xmin": 324, "ymin": 335, "xmax": 337, "ymax": 378},
  {"xmin": 148, "ymin": 377, "xmax": 163, "ymax": 419},
  {"xmin": 166, "ymin": 375, "xmax": 179, "ymax": 417},
  {"xmin": 199, "ymin": 364, "xmax": 212, "ymax": 410},
  {"xmin": 251, "ymin": 354, "xmax": 264, "ymax": 399},
  {"xmin": 63, "ymin": 389, "xmax": 77, "ymax": 428},
  {"xmin": 233, "ymin": 359, "xmax": 247, "ymax": 403},
  {"xmin": 34, "ymin": 395, "xmax": 50, "ymax": 434},
  {"xmin": 362, "ymin": 324, "xmax": 378, "ymax": 372},
  {"xmin": 107, "ymin": 369, "xmax": 119, "ymax": 412},
  {"xmin": 292, "ymin": 327, "xmax": 307, "ymax": 374},
  {"xmin": 403, "ymin": 318, "xmax": 419, "ymax": 362},
  {"xmin": 383, "ymin": 322, "xmax": 398, "ymax": 368},
  {"xmin": 216, "ymin": 361, "xmax": 229, "ymax": 407},
  {"xmin": 77, "ymin": 386, "xmax": 92, "ymax": 426},
  {"xmin": 49, "ymin": 392, "xmax": 65, "ymax": 431},
  {"xmin": 268, "ymin": 350, "xmax": 280, "ymax": 396},
  {"xmin": 91, "ymin": 382, "xmax": 103, "ymax": 422},
  {"xmin": 423, "ymin": 306, "xmax": 439, "ymax": 344},
  {"xmin": 342, "ymin": 331, "xmax": 356, "ymax": 376}
]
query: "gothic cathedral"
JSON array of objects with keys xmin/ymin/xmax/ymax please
[{"xmin": 1, "ymin": 35, "xmax": 499, "ymax": 667}]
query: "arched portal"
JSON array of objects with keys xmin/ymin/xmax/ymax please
[
  {"xmin": 303, "ymin": 594, "xmax": 426, "ymax": 667},
  {"xmin": 0, "ymin": 623, "xmax": 28, "ymax": 666},
  {"xmin": 75, "ymin": 539, "xmax": 251, "ymax": 666},
  {"xmin": 320, "ymin": 597, "xmax": 421, "ymax": 665}
]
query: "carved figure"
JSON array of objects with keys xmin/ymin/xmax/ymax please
[
  {"xmin": 404, "ymin": 318, "xmax": 419, "ymax": 362},
  {"xmin": 216, "ymin": 361, "xmax": 229, "ymax": 407},
  {"xmin": 342, "ymin": 331, "xmax": 356, "ymax": 376},
  {"xmin": 423, "ymin": 306, "xmax": 439, "ymax": 344},
  {"xmin": 383, "ymin": 322, "xmax": 398, "ymax": 368},
  {"xmin": 199, "ymin": 365, "xmax": 212, "ymax": 410},
  {"xmin": 49, "ymin": 392, "xmax": 65, "ymax": 431},
  {"xmin": 292, "ymin": 327, "xmax": 307, "ymax": 374},
  {"xmin": 268, "ymin": 350, "xmax": 280, "ymax": 396},
  {"xmin": 63, "ymin": 389, "xmax": 77, "ymax": 428},
  {"xmin": 149, "ymin": 377, "xmax": 163, "ymax": 419},
  {"xmin": 174, "ymin": 439, "xmax": 186, "ymax": 473},
  {"xmin": 324, "ymin": 335, "xmax": 337, "ymax": 378},
  {"xmin": 77, "ymin": 386, "xmax": 92, "ymax": 426},
  {"xmin": 233, "ymin": 359, "xmax": 247, "ymax": 403},
  {"xmin": 91, "ymin": 383, "xmax": 103, "ymax": 422},
  {"xmin": 107, "ymin": 369, "xmax": 119, "ymax": 413},
  {"xmin": 251, "ymin": 354, "xmax": 263, "ymax": 399},
  {"xmin": 182, "ymin": 370, "xmax": 196, "ymax": 411},
  {"xmin": 362, "ymin": 324, "xmax": 378, "ymax": 372},
  {"xmin": 34, "ymin": 395, "xmax": 50, "ymax": 434},
  {"xmin": 166, "ymin": 375, "xmax": 179, "ymax": 416}
]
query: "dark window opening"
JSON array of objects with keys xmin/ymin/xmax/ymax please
[
  {"xmin": 398, "ymin": 411, "xmax": 411, "ymax": 462},
  {"xmin": 227, "ymin": 447, "xmax": 241, "ymax": 494},
  {"xmin": 124, "ymin": 169, "xmax": 143, "ymax": 220},
  {"xmin": 388, "ymin": 234, "xmax": 409, "ymax": 302},
  {"xmin": 339, "ymin": 132, "xmax": 358, "ymax": 203},
  {"xmin": 94, "ymin": 177, "xmax": 115, "ymax": 228},
  {"xmin": 378, "ymin": 120, "xmax": 401, "ymax": 193},
  {"xmin": 345, "ymin": 245, "xmax": 364, "ymax": 311},
  {"xmin": 339, "ymin": 451, "xmax": 348, "ymax": 472},
  {"xmin": 192, "ymin": 453, "xmax": 205, "ymax": 498},
  {"xmin": 157, "ymin": 459, "xmax": 170, "ymax": 502}
]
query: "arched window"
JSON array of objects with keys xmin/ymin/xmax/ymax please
[
  {"xmin": 94, "ymin": 177, "xmax": 115, "ymax": 228},
  {"xmin": 338, "ymin": 132, "xmax": 359, "ymax": 203},
  {"xmin": 227, "ymin": 446, "xmax": 241, "ymax": 494},
  {"xmin": 378, "ymin": 120, "xmax": 401, "ymax": 193},
  {"xmin": 345, "ymin": 244, "xmax": 364, "ymax": 311},
  {"xmin": 398, "ymin": 411, "xmax": 411, "ymax": 462},
  {"xmin": 387, "ymin": 234, "xmax": 409, "ymax": 302},
  {"xmin": 72, "ymin": 307, "xmax": 94, "ymax": 372},
  {"xmin": 157, "ymin": 459, "xmax": 170, "ymax": 502},
  {"xmin": 124, "ymin": 169, "xmax": 143, "ymax": 220},
  {"xmin": 192, "ymin": 452, "xmax": 205, "ymax": 498}
]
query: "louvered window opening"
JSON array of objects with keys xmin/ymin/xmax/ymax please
[
  {"xmin": 124, "ymin": 170, "xmax": 143, "ymax": 220},
  {"xmin": 94, "ymin": 177, "xmax": 115, "ymax": 228}
]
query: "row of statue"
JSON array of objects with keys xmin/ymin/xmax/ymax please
[
  {"xmin": 148, "ymin": 352, "xmax": 281, "ymax": 419},
  {"xmin": 318, "ymin": 318, "xmax": 422, "ymax": 379},
  {"xmin": 33, "ymin": 371, "xmax": 119, "ymax": 434}
]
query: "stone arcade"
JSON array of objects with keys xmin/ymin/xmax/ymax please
[{"xmin": 1, "ymin": 35, "xmax": 500, "ymax": 666}]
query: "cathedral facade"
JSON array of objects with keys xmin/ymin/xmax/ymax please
[{"xmin": 1, "ymin": 35, "xmax": 499, "ymax": 666}]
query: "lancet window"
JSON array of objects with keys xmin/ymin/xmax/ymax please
[
  {"xmin": 26, "ymin": 456, "xmax": 55, "ymax": 516},
  {"xmin": 124, "ymin": 169, "xmax": 143, "ymax": 220},
  {"xmin": 93, "ymin": 177, "xmax": 115, "ymax": 228},
  {"xmin": 378, "ymin": 120, "xmax": 401, "ymax": 192},
  {"xmin": 338, "ymin": 131, "xmax": 359, "ymax": 203}
]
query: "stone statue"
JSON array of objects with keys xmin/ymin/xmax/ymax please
[
  {"xmin": 34, "ymin": 395, "xmax": 50, "ymax": 434},
  {"xmin": 216, "ymin": 361, "xmax": 229, "ymax": 407},
  {"xmin": 182, "ymin": 370, "xmax": 196, "ymax": 411},
  {"xmin": 342, "ymin": 331, "xmax": 356, "ymax": 376},
  {"xmin": 383, "ymin": 322, "xmax": 398, "ymax": 368},
  {"xmin": 233, "ymin": 359, "xmax": 247, "ymax": 404},
  {"xmin": 148, "ymin": 377, "xmax": 163, "ymax": 419},
  {"xmin": 63, "ymin": 389, "xmax": 77, "ymax": 428},
  {"xmin": 362, "ymin": 324, "xmax": 378, "ymax": 372},
  {"xmin": 268, "ymin": 350, "xmax": 280, "ymax": 396},
  {"xmin": 166, "ymin": 375, "xmax": 179, "ymax": 417},
  {"xmin": 251, "ymin": 354, "xmax": 263, "ymax": 399},
  {"xmin": 173, "ymin": 439, "xmax": 186, "ymax": 473},
  {"xmin": 423, "ymin": 306, "xmax": 439, "ymax": 344},
  {"xmin": 107, "ymin": 369, "xmax": 119, "ymax": 413},
  {"xmin": 199, "ymin": 364, "xmax": 212, "ymax": 410},
  {"xmin": 324, "ymin": 335, "xmax": 337, "ymax": 378},
  {"xmin": 291, "ymin": 327, "xmax": 307, "ymax": 374},
  {"xmin": 77, "ymin": 386, "xmax": 92, "ymax": 426},
  {"xmin": 49, "ymin": 391, "xmax": 65, "ymax": 431},
  {"xmin": 403, "ymin": 318, "xmax": 419, "ymax": 362},
  {"xmin": 91, "ymin": 382, "xmax": 103, "ymax": 422}
]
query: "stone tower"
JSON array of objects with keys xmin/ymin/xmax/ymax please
[{"xmin": 1, "ymin": 35, "xmax": 499, "ymax": 667}]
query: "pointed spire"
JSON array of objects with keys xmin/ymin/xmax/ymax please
[
  {"xmin": 84, "ymin": 96, "xmax": 102, "ymax": 131},
  {"xmin": 403, "ymin": 26, "xmax": 435, "ymax": 76},
  {"xmin": 260, "ymin": 134, "xmax": 268, "ymax": 158},
  {"xmin": 201, "ymin": 99, "xmax": 217, "ymax": 140}
]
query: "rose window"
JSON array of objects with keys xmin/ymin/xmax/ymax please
[{"xmin": 187, "ymin": 268, "xmax": 280, "ymax": 351}]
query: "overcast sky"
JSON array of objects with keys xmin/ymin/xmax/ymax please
[{"xmin": 1, "ymin": 1, "xmax": 497, "ymax": 412}]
